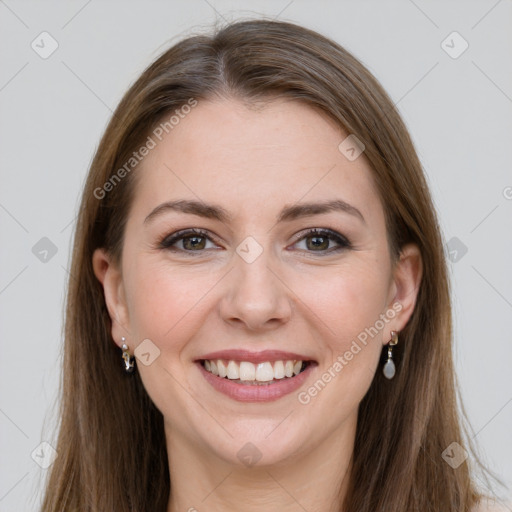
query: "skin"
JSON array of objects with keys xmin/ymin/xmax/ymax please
[{"xmin": 93, "ymin": 97, "xmax": 422, "ymax": 512}]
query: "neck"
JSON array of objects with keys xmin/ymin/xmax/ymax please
[{"xmin": 165, "ymin": 413, "xmax": 356, "ymax": 512}]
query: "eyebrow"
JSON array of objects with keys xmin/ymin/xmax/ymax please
[{"xmin": 143, "ymin": 198, "xmax": 365, "ymax": 225}]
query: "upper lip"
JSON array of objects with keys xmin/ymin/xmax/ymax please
[{"xmin": 197, "ymin": 349, "xmax": 316, "ymax": 364}]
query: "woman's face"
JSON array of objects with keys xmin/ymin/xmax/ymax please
[{"xmin": 94, "ymin": 97, "xmax": 421, "ymax": 467}]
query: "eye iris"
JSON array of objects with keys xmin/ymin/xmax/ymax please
[
  {"xmin": 183, "ymin": 236, "xmax": 206, "ymax": 250},
  {"xmin": 307, "ymin": 235, "xmax": 329, "ymax": 250}
]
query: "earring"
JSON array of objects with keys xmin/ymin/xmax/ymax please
[
  {"xmin": 121, "ymin": 337, "xmax": 135, "ymax": 373},
  {"xmin": 382, "ymin": 330, "xmax": 398, "ymax": 379}
]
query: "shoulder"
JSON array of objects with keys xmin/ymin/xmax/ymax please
[{"xmin": 472, "ymin": 498, "xmax": 512, "ymax": 512}]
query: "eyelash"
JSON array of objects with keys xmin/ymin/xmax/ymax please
[{"xmin": 157, "ymin": 227, "xmax": 352, "ymax": 256}]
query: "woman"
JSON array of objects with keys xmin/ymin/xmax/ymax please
[{"xmin": 40, "ymin": 19, "xmax": 506, "ymax": 512}]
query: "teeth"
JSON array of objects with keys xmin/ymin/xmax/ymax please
[
  {"xmin": 202, "ymin": 359, "xmax": 307, "ymax": 382},
  {"xmin": 256, "ymin": 362, "xmax": 274, "ymax": 381},
  {"xmin": 226, "ymin": 361, "xmax": 239, "ymax": 379},
  {"xmin": 239, "ymin": 361, "xmax": 256, "ymax": 380},
  {"xmin": 274, "ymin": 360, "xmax": 285, "ymax": 379},
  {"xmin": 217, "ymin": 360, "xmax": 227, "ymax": 378}
]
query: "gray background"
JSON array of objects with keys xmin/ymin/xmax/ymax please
[{"xmin": 1, "ymin": 1, "xmax": 511, "ymax": 510}]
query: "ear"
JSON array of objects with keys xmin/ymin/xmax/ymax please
[
  {"xmin": 92, "ymin": 248, "xmax": 131, "ymax": 348},
  {"xmin": 385, "ymin": 243, "xmax": 423, "ymax": 343}
]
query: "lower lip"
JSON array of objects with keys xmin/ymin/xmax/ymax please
[{"xmin": 196, "ymin": 362, "xmax": 315, "ymax": 402}]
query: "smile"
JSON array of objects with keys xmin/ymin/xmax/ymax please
[
  {"xmin": 201, "ymin": 359, "xmax": 309, "ymax": 384},
  {"xmin": 195, "ymin": 350, "xmax": 317, "ymax": 402}
]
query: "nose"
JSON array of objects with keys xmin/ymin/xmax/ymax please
[{"xmin": 219, "ymin": 246, "xmax": 293, "ymax": 332}]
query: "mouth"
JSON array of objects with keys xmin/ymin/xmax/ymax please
[
  {"xmin": 195, "ymin": 350, "xmax": 317, "ymax": 402},
  {"xmin": 198, "ymin": 358, "xmax": 312, "ymax": 385}
]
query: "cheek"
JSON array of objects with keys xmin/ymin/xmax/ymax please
[
  {"xmin": 296, "ymin": 266, "xmax": 389, "ymax": 414},
  {"xmin": 122, "ymin": 259, "xmax": 219, "ymax": 418},
  {"xmin": 124, "ymin": 257, "xmax": 220, "ymax": 350},
  {"xmin": 307, "ymin": 261, "xmax": 390, "ymax": 343}
]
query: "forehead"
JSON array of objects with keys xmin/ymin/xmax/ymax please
[{"xmin": 130, "ymin": 97, "xmax": 383, "ymax": 227}]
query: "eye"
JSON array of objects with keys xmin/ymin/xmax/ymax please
[
  {"xmin": 158, "ymin": 227, "xmax": 351, "ymax": 255},
  {"xmin": 158, "ymin": 228, "xmax": 219, "ymax": 253},
  {"xmin": 291, "ymin": 228, "xmax": 351, "ymax": 254}
]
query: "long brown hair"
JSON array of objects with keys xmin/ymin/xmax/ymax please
[{"xmin": 40, "ymin": 19, "xmax": 501, "ymax": 511}]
